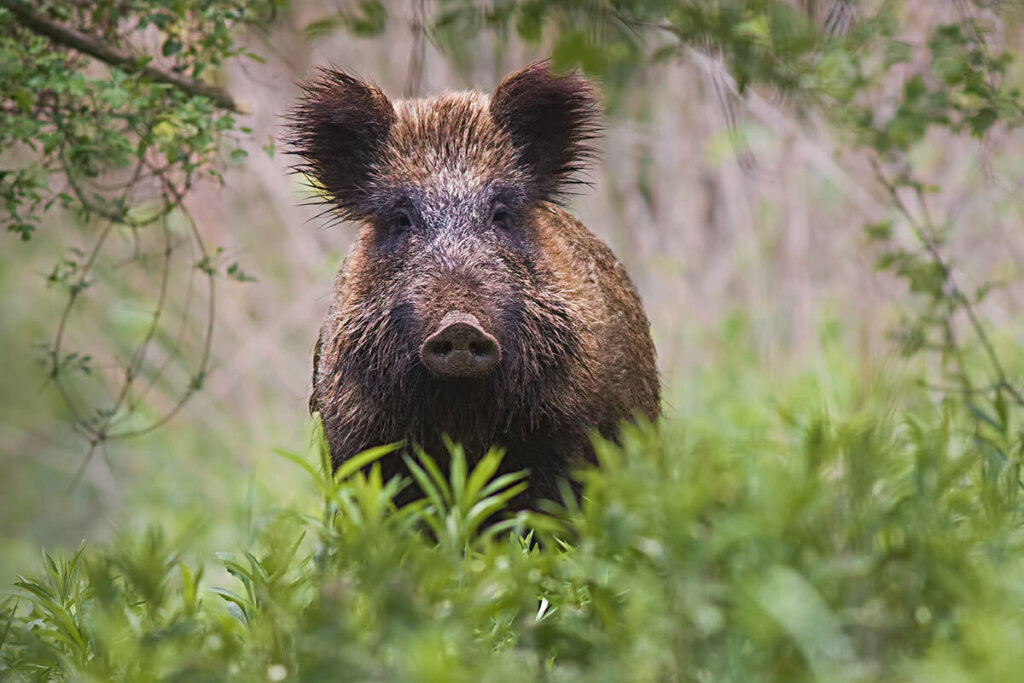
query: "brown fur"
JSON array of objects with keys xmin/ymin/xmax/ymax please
[{"xmin": 290, "ymin": 62, "xmax": 659, "ymax": 506}]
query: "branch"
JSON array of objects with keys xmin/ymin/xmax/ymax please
[
  {"xmin": 871, "ymin": 160, "xmax": 1024, "ymax": 408},
  {"xmin": 1, "ymin": 0, "xmax": 243, "ymax": 113}
]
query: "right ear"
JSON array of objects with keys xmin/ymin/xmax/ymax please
[
  {"xmin": 490, "ymin": 61, "xmax": 600, "ymax": 202},
  {"xmin": 288, "ymin": 69, "xmax": 396, "ymax": 219}
]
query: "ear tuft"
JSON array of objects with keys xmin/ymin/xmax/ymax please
[
  {"xmin": 287, "ymin": 69, "xmax": 396, "ymax": 219},
  {"xmin": 490, "ymin": 61, "xmax": 601, "ymax": 201}
]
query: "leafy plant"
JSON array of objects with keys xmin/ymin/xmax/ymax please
[
  {"xmin": 0, "ymin": 0, "xmax": 278, "ymax": 460},
  {"xmin": 4, "ymin": 394, "xmax": 1024, "ymax": 681}
]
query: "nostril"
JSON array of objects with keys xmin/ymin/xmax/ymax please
[
  {"xmin": 431, "ymin": 339, "xmax": 454, "ymax": 356},
  {"xmin": 469, "ymin": 339, "xmax": 494, "ymax": 357}
]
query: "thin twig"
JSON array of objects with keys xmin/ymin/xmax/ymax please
[
  {"xmin": 404, "ymin": 0, "xmax": 427, "ymax": 98},
  {"xmin": 110, "ymin": 180, "xmax": 216, "ymax": 439},
  {"xmin": 67, "ymin": 439, "xmax": 98, "ymax": 492},
  {"xmin": 93, "ymin": 212, "xmax": 175, "ymax": 440}
]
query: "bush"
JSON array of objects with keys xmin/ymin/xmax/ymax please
[{"xmin": 4, "ymin": 381, "xmax": 1024, "ymax": 682}]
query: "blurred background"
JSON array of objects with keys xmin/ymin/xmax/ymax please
[{"xmin": 2, "ymin": 0, "xmax": 1023, "ymax": 584}]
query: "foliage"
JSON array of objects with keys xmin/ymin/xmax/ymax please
[
  {"xmin": 5, "ymin": 398, "xmax": 1024, "ymax": 681},
  {"xmin": 0, "ymin": 0, "xmax": 277, "ymax": 456},
  {"xmin": 853, "ymin": 24, "xmax": 1024, "ymax": 486}
]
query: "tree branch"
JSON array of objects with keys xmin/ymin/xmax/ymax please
[{"xmin": 1, "ymin": 0, "xmax": 243, "ymax": 113}]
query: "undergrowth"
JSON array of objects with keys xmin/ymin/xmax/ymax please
[{"xmin": 4, "ymin": 389, "xmax": 1024, "ymax": 682}]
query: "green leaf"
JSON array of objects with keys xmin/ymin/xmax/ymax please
[
  {"xmin": 516, "ymin": 1, "xmax": 548, "ymax": 43},
  {"xmin": 864, "ymin": 221, "xmax": 892, "ymax": 241},
  {"xmin": 347, "ymin": 0, "xmax": 387, "ymax": 37},
  {"xmin": 551, "ymin": 29, "xmax": 608, "ymax": 75},
  {"xmin": 968, "ymin": 108, "xmax": 997, "ymax": 137},
  {"xmin": 403, "ymin": 451, "xmax": 448, "ymax": 510},
  {"xmin": 161, "ymin": 38, "xmax": 183, "ymax": 57},
  {"xmin": 335, "ymin": 442, "xmax": 403, "ymax": 483},
  {"xmin": 208, "ymin": 587, "xmax": 251, "ymax": 622},
  {"xmin": 274, "ymin": 448, "xmax": 319, "ymax": 481}
]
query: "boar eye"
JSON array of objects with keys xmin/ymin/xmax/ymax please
[
  {"xmin": 491, "ymin": 205, "xmax": 511, "ymax": 230},
  {"xmin": 390, "ymin": 209, "xmax": 413, "ymax": 235}
]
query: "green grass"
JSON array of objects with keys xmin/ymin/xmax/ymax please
[{"xmin": 4, "ymin": 348, "xmax": 1024, "ymax": 682}]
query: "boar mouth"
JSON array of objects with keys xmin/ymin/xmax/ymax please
[{"xmin": 420, "ymin": 311, "xmax": 501, "ymax": 379}]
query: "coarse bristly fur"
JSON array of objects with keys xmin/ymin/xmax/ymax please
[{"xmin": 289, "ymin": 61, "xmax": 660, "ymax": 507}]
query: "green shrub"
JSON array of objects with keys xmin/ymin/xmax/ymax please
[{"xmin": 4, "ymin": 386, "xmax": 1024, "ymax": 682}]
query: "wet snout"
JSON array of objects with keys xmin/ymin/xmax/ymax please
[{"xmin": 420, "ymin": 311, "xmax": 500, "ymax": 378}]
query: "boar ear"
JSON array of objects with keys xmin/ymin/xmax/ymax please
[
  {"xmin": 490, "ymin": 61, "xmax": 601, "ymax": 201},
  {"xmin": 288, "ymin": 69, "xmax": 396, "ymax": 219}
]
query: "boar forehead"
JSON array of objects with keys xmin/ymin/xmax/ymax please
[{"xmin": 379, "ymin": 92, "xmax": 524, "ymax": 193}]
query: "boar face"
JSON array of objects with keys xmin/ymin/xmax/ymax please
[
  {"xmin": 290, "ymin": 64, "xmax": 602, "ymax": 450},
  {"xmin": 336, "ymin": 172, "xmax": 581, "ymax": 448}
]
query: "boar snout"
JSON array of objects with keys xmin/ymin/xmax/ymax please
[{"xmin": 420, "ymin": 311, "xmax": 500, "ymax": 378}]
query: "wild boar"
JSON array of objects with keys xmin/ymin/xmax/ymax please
[{"xmin": 290, "ymin": 62, "xmax": 659, "ymax": 505}]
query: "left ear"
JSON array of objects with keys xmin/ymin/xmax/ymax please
[
  {"xmin": 287, "ymin": 68, "xmax": 396, "ymax": 220},
  {"xmin": 489, "ymin": 61, "xmax": 601, "ymax": 201}
]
